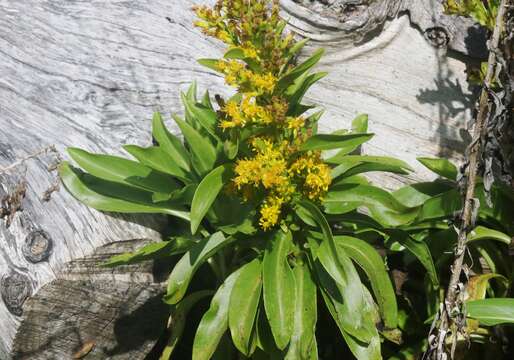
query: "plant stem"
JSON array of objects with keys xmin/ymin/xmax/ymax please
[{"xmin": 429, "ymin": 1, "xmax": 509, "ymax": 358}]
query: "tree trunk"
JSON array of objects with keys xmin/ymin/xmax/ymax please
[{"xmin": 0, "ymin": 0, "xmax": 483, "ymax": 358}]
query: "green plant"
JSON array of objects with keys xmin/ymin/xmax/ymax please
[{"xmin": 59, "ymin": 0, "xmax": 514, "ymax": 359}]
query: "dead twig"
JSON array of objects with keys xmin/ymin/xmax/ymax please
[{"xmin": 425, "ymin": 1, "xmax": 510, "ymax": 359}]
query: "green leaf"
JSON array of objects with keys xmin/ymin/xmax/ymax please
[
  {"xmin": 193, "ymin": 268, "xmax": 243, "ymax": 360},
  {"xmin": 287, "ymin": 72, "xmax": 328, "ymax": 115},
  {"xmin": 59, "ymin": 162, "xmax": 190, "ymax": 220},
  {"xmin": 417, "ymin": 157, "xmax": 458, "ymax": 180},
  {"xmin": 342, "ymin": 286, "xmax": 382, "ymax": 360},
  {"xmin": 314, "ymin": 261, "xmax": 380, "ymax": 360},
  {"xmin": 160, "ymin": 290, "xmax": 213, "ymax": 360},
  {"xmin": 334, "ymin": 235, "xmax": 398, "ymax": 329},
  {"xmin": 263, "ymin": 229, "xmax": 296, "ymax": 350},
  {"xmin": 190, "ymin": 164, "xmax": 231, "ymax": 234},
  {"xmin": 329, "ymin": 155, "xmax": 413, "ymax": 178},
  {"xmin": 67, "ymin": 148, "xmax": 180, "ymax": 195},
  {"xmin": 284, "ymin": 262, "xmax": 317, "ymax": 360},
  {"xmin": 324, "ymin": 184, "xmax": 415, "ymax": 222},
  {"xmin": 467, "ymin": 298, "xmax": 514, "ymax": 326},
  {"xmin": 103, "ymin": 238, "xmax": 196, "ymax": 267},
  {"xmin": 286, "ymin": 38, "xmax": 309, "ymax": 61},
  {"xmin": 416, "ymin": 189, "xmax": 462, "ymax": 222},
  {"xmin": 298, "ymin": 201, "xmax": 374, "ymax": 342},
  {"xmin": 301, "ymin": 133, "xmax": 374, "ymax": 152},
  {"xmin": 123, "ymin": 145, "xmax": 193, "ymax": 183},
  {"xmin": 351, "ymin": 114, "xmax": 368, "ymax": 133},
  {"xmin": 165, "ymin": 232, "xmax": 232, "ymax": 305},
  {"xmin": 389, "ymin": 230, "xmax": 439, "ymax": 287},
  {"xmin": 276, "ymin": 48, "xmax": 325, "ymax": 93},
  {"xmin": 323, "ymin": 134, "xmax": 374, "ymax": 160},
  {"xmin": 173, "ymin": 114, "xmax": 217, "ymax": 176},
  {"xmin": 229, "ymin": 259, "xmax": 262, "ymax": 356},
  {"xmin": 181, "ymin": 93, "xmax": 220, "ymax": 140},
  {"xmin": 197, "ymin": 58, "xmax": 221, "ymax": 72},
  {"xmin": 468, "ymin": 226, "xmax": 512, "ymax": 245},
  {"xmin": 392, "ymin": 181, "xmax": 454, "ymax": 208},
  {"xmin": 152, "ymin": 112, "xmax": 191, "ymax": 171}
]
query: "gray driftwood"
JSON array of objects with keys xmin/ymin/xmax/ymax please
[{"xmin": 0, "ymin": 0, "xmax": 481, "ymax": 358}]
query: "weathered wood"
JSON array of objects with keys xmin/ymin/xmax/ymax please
[{"xmin": 0, "ymin": 0, "xmax": 481, "ymax": 358}]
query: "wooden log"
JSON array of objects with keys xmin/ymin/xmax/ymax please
[{"xmin": 0, "ymin": 0, "xmax": 481, "ymax": 358}]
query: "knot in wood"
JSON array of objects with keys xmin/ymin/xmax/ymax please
[
  {"xmin": 1, "ymin": 272, "xmax": 31, "ymax": 316},
  {"xmin": 22, "ymin": 230, "xmax": 53, "ymax": 263},
  {"xmin": 424, "ymin": 27, "xmax": 450, "ymax": 48},
  {"xmin": 292, "ymin": 0, "xmax": 369, "ymax": 21}
]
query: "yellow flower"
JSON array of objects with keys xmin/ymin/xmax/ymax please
[
  {"xmin": 250, "ymin": 73, "xmax": 277, "ymax": 94},
  {"xmin": 259, "ymin": 197, "xmax": 283, "ymax": 230},
  {"xmin": 286, "ymin": 117, "xmax": 305, "ymax": 130},
  {"xmin": 241, "ymin": 42, "xmax": 259, "ymax": 59}
]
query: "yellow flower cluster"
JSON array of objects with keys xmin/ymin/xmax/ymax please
[
  {"xmin": 233, "ymin": 138, "xmax": 330, "ymax": 229},
  {"xmin": 217, "ymin": 60, "xmax": 277, "ymax": 95},
  {"xmin": 220, "ymin": 97, "xmax": 273, "ymax": 129},
  {"xmin": 290, "ymin": 154, "xmax": 332, "ymax": 200},
  {"xmin": 194, "ymin": 0, "xmax": 332, "ymax": 230}
]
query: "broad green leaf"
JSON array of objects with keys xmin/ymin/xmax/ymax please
[
  {"xmin": 287, "ymin": 72, "xmax": 328, "ymax": 115},
  {"xmin": 416, "ymin": 189, "xmax": 462, "ymax": 222},
  {"xmin": 190, "ymin": 164, "xmax": 231, "ymax": 234},
  {"xmin": 417, "ymin": 157, "xmax": 458, "ymax": 180},
  {"xmin": 152, "ymin": 112, "xmax": 191, "ymax": 171},
  {"xmin": 393, "ymin": 181, "xmax": 454, "ymax": 207},
  {"xmin": 59, "ymin": 162, "xmax": 190, "ymax": 220},
  {"xmin": 334, "ymin": 235, "xmax": 398, "ymax": 329},
  {"xmin": 325, "ymin": 184, "xmax": 410, "ymax": 211},
  {"xmin": 467, "ymin": 298, "xmax": 514, "ymax": 326},
  {"xmin": 181, "ymin": 93, "xmax": 220, "ymax": 140},
  {"xmin": 160, "ymin": 290, "xmax": 213, "ymax": 360},
  {"xmin": 276, "ymin": 48, "xmax": 325, "ymax": 92},
  {"xmin": 263, "ymin": 230, "xmax": 296, "ymax": 350},
  {"xmin": 324, "ymin": 184, "xmax": 417, "ymax": 226},
  {"xmin": 123, "ymin": 145, "xmax": 193, "ymax": 183},
  {"xmin": 299, "ymin": 201, "xmax": 374, "ymax": 342},
  {"xmin": 255, "ymin": 305, "xmax": 283, "ymax": 358},
  {"xmin": 68, "ymin": 148, "xmax": 179, "ymax": 194},
  {"xmin": 342, "ymin": 287, "xmax": 382, "ymax": 360},
  {"xmin": 329, "ymin": 155, "xmax": 413, "ymax": 178},
  {"xmin": 388, "ymin": 230, "xmax": 439, "ymax": 287},
  {"xmin": 173, "ymin": 114, "xmax": 217, "ymax": 176},
  {"xmin": 323, "ymin": 134, "xmax": 374, "ymax": 160},
  {"xmin": 224, "ymin": 47, "xmax": 245, "ymax": 59},
  {"xmin": 468, "ymin": 226, "xmax": 512, "ymax": 245},
  {"xmin": 315, "ymin": 264, "xmax": 380, "ymax": 360},
  {"xmin": 153, "ymin": 184, "xmax": 197, "ymax": 204},
  {"xmin": 301, "ymin": 133, "xmax": 374, "ymax": 152},
  {"xmin": 229, "ymin": 259, "xmax": 262, "ymax": 356},
  {"xmin": 285, "ymin": 263, "xmax": 317, "ymax": 360},
  {"xmin": 197, "ymin": 58, "xmax": 221, "ymax": 72},
  {"xmin": 352, "ymin": 114, "xmax": 368, "ymax": 133},
  {"xmin": 202, "ymin": 90, "xmax": 214, "ymax": 109},
  {"xmin": 186, "ymin": 81, "xmax": 198, "ymax": 102},
  {"xmin": 103, "ymin": 237, "xmax": 196, "ymax": 267},
  {"xmin": 165, "ymin": 232, "xmax": 232, "ymax": 304},
  {"xmin": 193, "ymin": 268, "xmax": 243, "ymax": 360}
]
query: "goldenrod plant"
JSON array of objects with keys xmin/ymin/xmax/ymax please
[{"xmin": 59, "ymin": 1, "xmax": 514, "ymax": 359}]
